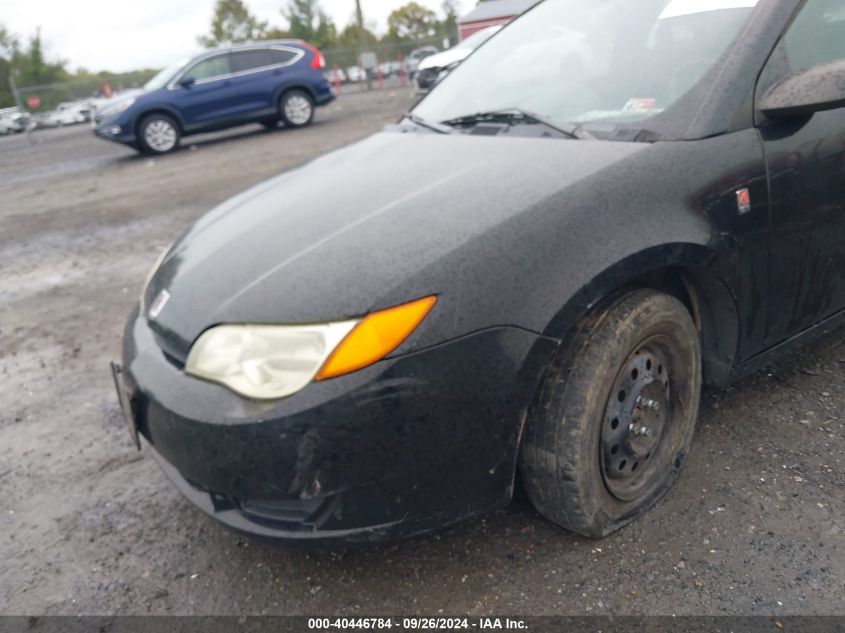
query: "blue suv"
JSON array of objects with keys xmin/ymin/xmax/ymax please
[{"xmin": 93, "ymin": 40, "xmax": 334, "ymax": 154}]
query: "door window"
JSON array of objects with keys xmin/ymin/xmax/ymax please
[
  {"xmin": 185, "ymin": 55, "xmax": 232, "ymax": 82},
  {"xmin": 230, "ymin": 48, "xmax": 299, "ymax": 73},
  {"xmin": 782, "ymin": 0, "xmax": 845, "ymax": 72}
]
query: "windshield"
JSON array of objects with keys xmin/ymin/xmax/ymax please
[
  {"xmin": 144, "ymin": 57, "xmax": 191, "ymax": 91},
  {"xmin": 455, "ymin": 26, "xmax": 502, "ymax": 51},
  {"xmin": 414, "ymin": 0, "xmax": 759, "ymax": 137}
]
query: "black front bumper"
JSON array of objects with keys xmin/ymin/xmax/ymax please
[{"xmin": 119, "ymin": 307, "xmax": 555, "ymax": 541}]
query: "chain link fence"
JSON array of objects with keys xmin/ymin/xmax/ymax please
[
  {"xmin": 322, "ymin": 36, "xmax": 448, "ymax": 69},
  {"xmin": 14, "ymin": 71, "xmax": 157, "ymax": 115},
  {"xmin": 319, "ymin": 36, "xmax": 450, "ymax": 91},
  {"xmin": 11, "ymin": 37, "xmax": 450, "ymax": 119}
]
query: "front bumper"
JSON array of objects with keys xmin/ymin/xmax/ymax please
[
  {"xmin": 93, "ymin": 113, "xmax": 136, "ymax": 145},
  {"xmin": 120, "ymin": 307, "xmax": 554, "ymax": 541},
  {"xmin": 315, "ymin": 90, "xmax": 336, "ymax": 107}
]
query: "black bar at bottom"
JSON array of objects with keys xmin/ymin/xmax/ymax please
[{"xmin": 0, "ymin": 616, "xmax": 843, "ymax": 633}]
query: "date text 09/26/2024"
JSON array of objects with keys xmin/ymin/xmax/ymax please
[{"xmin": 307, "ymin": 618, "xmax": 528, "ymax": 630}]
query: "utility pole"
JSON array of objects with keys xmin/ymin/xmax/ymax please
[
  {"xmin": 8, "ymin": 72, "xmax": 23, "ymax": 110},
  {"xmin": 355, "ymin": 0, "xmax": 373, "ymax": 90}
]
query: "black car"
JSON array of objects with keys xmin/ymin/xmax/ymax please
[{"xmin": 114, "ymin": 0, "xmax": 845, "ymax": 541}]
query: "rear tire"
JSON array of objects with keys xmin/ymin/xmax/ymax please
[
  {"xmin": 519, "ymin": 289, "xmax": 701, "ymax": 537},
  {"xmin": 279, "ymin": 89, "xmax": 314, "ymax": 128},
  {"xmin": 138, "ymin": 113, "xmax": 180, "ymax": 155}
]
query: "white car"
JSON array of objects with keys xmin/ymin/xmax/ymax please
[
  {"xmin": 404, "ymin": 46, "xmax": 438, "ymax": 78},
  {"xmin": 346, "ymin": 66, "xmax": 367, "ymax": 83},
  {"xmin": 0, "ymin": 107, "xmax": 28, "ymax": 134},
  {"xmin": 0, "ymin": 116, "xmax": 20, "ymax": 135},
  {"xmin": 325, "ymin": 67, "xmax": 348, "ymax": 84},
  {"xmin": 41, "ymin": 102, "xmax": 88, "ymax": 127},
  {"xmin": 415, "ymin": 26, "xmax": 503, "ymax": 93}
]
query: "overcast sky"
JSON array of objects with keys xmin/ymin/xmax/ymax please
[{"xmin": 0, "ymin": 0, "xmax": 458, "ymax": 72}]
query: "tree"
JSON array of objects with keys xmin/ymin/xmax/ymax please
[
  {"xmin": 0, "ymin": 26, "xmax": 68, "ymax": 108},
  {"xmin": 0, "ymin": 22, "xmax": 18, "ymax": 106},
  {"xmin": 441, "ymin": 0, "xmax": 461, "ymax": 20},
  {"xmin": 437, "ymin": 0, "xmax": 460, "ymax": 46},
  {"xmin": 24, "ymin": 29, "xmax": 45, "ymax": 83},
  {"xmin": 198, "ymin": 0, "xmax": 268, "ymax": 47},
  {"xmin": 336, "ymin": 23, "xmax": 377, "ymax": 52},
  {"xmin": 264, "ymin": 26, "xmax": 293, "ymax": 40},
  {"xmin": 12, "ymin": 29, "xmax": 68, "ymax": 88},
  {"xmin": 0, "ymin": 22, "xmax": 19, "ymax": 59},
  {"xmin": 282, "ymin": 0, "xmax": 337, "ymax": 50},
  {"xmin": 387, "ymin": 2, "xmax": 438, "ymax": 44}
]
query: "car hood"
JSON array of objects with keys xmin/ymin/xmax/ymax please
[
  {"xmin": 146, "ymin": 129, "xmax": 649, "ymax": 354},
  {"xmin": 418, "ymin": 47, "xmax": 471, "ymax": 71},
  {"xmin": 97, "ymin": 89, "xmax": 147, "ymax": 116}
]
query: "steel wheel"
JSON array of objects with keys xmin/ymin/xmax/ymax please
[
  {"xmin": 601, "ymin": 337, "xmax": 681, "ymax": 501},
  {"xmin": 520, "ymin": 289, "xmax": 701, "ymax": 537}
]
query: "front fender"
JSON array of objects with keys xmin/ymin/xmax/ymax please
[
  {"xmin": 130, "ymin": 103, "xmax": 187, "ymax": 134},
  {"xmin": 403, "ymin": 130, "xmax": 765, "ymax": 383}
]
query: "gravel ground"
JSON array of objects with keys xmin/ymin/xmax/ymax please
[{"xmin": 0, "ymin": 87, "xmax": 843, "ymax": 617}]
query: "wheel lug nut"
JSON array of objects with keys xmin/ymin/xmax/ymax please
[
  {"xmin": 636, "ymin": 396, "xmax": 659, "ymax": 411},
  {"xmin": 629, "ymin": 423, "xmax": 651, "ymax": 437}
]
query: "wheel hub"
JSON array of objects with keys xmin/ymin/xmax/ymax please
[
  {"xmin": 284, "ymin": 95, "xmax": 312, "ymax": 125},
  {"xmin": 144, "ymin": 120, "xmax": 176, "ymax": 152},
  {"xmin": 601, "ymin": 345, "xmax": 672, "ymax": 500}
]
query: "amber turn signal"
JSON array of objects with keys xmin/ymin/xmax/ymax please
[{"xmin": 316, "ymin": 295, "xmax": 437, "ymax": 380}]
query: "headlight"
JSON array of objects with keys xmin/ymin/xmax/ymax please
[
  {"xmin": 186, "ymin": 321, "xmax": 357, "ymax": 400},
  {"xmin": 140, "ymin": 245, "xmax": 172, "ymax": 310},
  {"xmin": 185, "ymin": 295, "xmax": 437, "ymax": 400},
  {"xmin": 102, "ymin": 97, "xmax": 135, "ymax": 117}
]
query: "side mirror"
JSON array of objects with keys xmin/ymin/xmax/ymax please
[
  {"xmin": 178, "ymin": 76, "xmax": 196, "ymax": 89},
  {"xmin": 432, "ymin": 61, "xmax": 461, "ymax": 88},
  {"xmin": 760, "ymin": 59, "xmax": 845, "ymax": 118}
]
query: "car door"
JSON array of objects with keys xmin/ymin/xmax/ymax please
[
  {"xmin": 228, "ymin": 46, "xmax": 303, "ymax": 118},
  {"xmin": 172, "ymin": 53, "xmax": 240, "ymax": 129},
  {"xmin": 757, "ymin": 0, "xmax": 845, "ymax": 346}
]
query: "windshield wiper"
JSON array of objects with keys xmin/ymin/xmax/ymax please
[
  {"xmin": 441, "ymin": 108, "xmax": 593, "ymax": 139},
  {"xmin": 404, "ymin": 112, "xmax": 451, "ymax": 134}
]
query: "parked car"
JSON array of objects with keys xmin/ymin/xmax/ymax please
[
  {"xmin": 404, "ymin": 46, "xmax": 439, "ymax": 78},
  {"xmin": 93, "ymin": 40, "xmax": 333, "ymax": 154},
  {"xmin": 114, "ymin": 0, "xmax": 845, "ymax": 542},
  {"xmin": 345, "ymin": 65, "xmax": 367, "ymax": 82},
  {"xmin": 415, "ymin": 26, "xmax": 502, "ymax": 93},
  {"xmin": 324, "ymin": 67, "xmax": 347, "ymax": 84},
  {"xmin": 0, "ymin": 116, "xmax": 20, "ymax": 135},
  {"xmin": 40, "ymin": 102, "xmax": 88, "ymax": 127},
  {"xmin": 377, "ymin": 61, "xmax": 398, "ymax": 78},
  {"xmin": 0, "ymin": 107, "xmax": 25, "ymax": 134}
]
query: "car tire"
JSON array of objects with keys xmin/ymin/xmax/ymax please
[
  {"xmin": 519, "ymin": 288, "xmax": 701, "ymax": 538},
  {"xmin": 138, "ymin": 113, "xmax": 181, "ymax": 155},
  {"xmin": 279, "ymin": 89, "xmax": 315, "ymax": 128}
]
